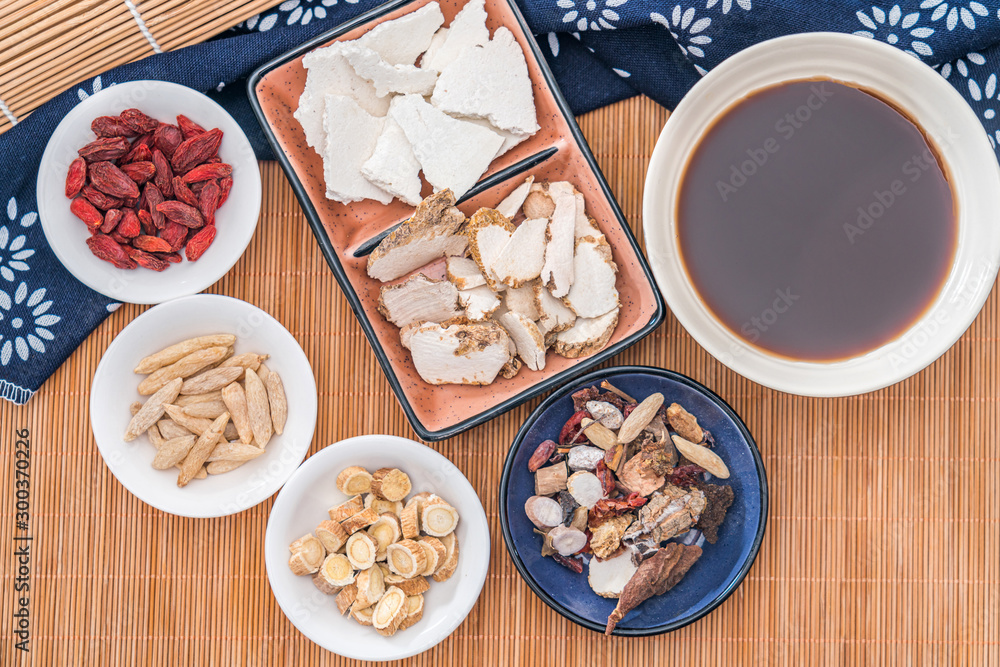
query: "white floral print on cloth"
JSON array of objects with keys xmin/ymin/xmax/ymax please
[
  {"xmin": 557, "ymin": 0, "xmax": 629, "ymax": 31},
  {"xmin": 921, "ymin": 0, "xmax": 992, "ymax": 30},
  {"xmin": 77, "ymin": 76, "xmax": 114, "ymax": 102},
  {"xmin": 0, "ymin": 281, "xmax": 61, "ymax": 366},
  {"xmin": 237, "ymin": 0, "xmax": 345, "ymax": 32},
  {"xmin": 939, "ymin": 51, "xmax": 1000, "ymax": 145},
  {"xmin": 651, "ymin": 6, "xmax": 713, "ymax": 74},
  {"xmin": 854, "ymin": 5, "xmax": 936, "ymax": 56},
  {"xmin": 1, "ymin": 198, "xmax": 36, "ymax": 282},
  {"xmin": 706, "ymin": 0, "xmax": 750, "ymax": 14}
]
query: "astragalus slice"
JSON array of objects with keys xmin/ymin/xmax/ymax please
[
  {"xmin": 552, "ymin": 308, "xmax": 619, "ymax": 359},
  {"xmin": 534, "ymin": 281, "xmax": 576, "ymax": 333},
  {"xmin": 458, "ymin": 285, "xmax": 501, "ymax": 320},
  {"xmin": 492, "ymin": 217, "xmax": 548, "ymax": 288},
  {"xmin": 377, "ymin": 274, "xmax": 461, "ymax": 327},
  {"xmin": 540, "ymin": 186, "xmax": 577, "ymax": 297},
  {"xmin": 367, "ymin": 189, "xmax": 467, "ymax": 281},
  {"xmin": 401, "ymin": 320, "xmax": 512, "ymax": 385},
  {"xmin": 466, "ymin": 208, "xmax": 514, "ymax": 291},
  {"xmin": 498, "ymin": 311, "xmax": 546, "ymax": 371},
  {"xmin": 564, "ymin": 236, "xmax": 619, "ymax": 318}
]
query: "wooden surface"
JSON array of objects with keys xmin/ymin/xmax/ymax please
[{"xmin": 1, "ymin": 3, "xmax": 999, "ymax": 666}]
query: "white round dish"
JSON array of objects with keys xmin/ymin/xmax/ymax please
[
  {"xmin": 643, "ymin": 33, "xmax": 1000, "ymax": 397},
  {"xmin": 37, "ymin": 80, "xmax": 262, "ymax": 305},
  {"xmin": 90, "ymin": 294, "xmax": 316, "ymax": 517},
  {"xmin": 264, "ymin": 435, "xmax": 490, "ymax": 661}
]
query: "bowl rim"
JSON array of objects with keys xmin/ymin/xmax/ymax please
[
  {"xmin": 263, "ymin": 433, "xmax": 491, "ymax": 660},
  {"xmin": 642, "ymin": 32, "xmax": 1000, "ymax": 397},
  {"xmin": 245, "ymin": 0, "xmax": 666, "ymax": 442},
  {"xmin": 498, "ymin": 364, "xmax": 769, "ymax": 636},
  {"xmin": 36, "ymin": 79, "xmax": 263, "ymax": 305},
  {"xmin": 88, "ymin": 293, "xmax": 317, "ymax": 518}
]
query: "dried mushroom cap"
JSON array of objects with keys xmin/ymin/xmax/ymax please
[
  {"xmin": 367, "ymin": 189, "xmax": 467, "ymax": 282},
  {"xmin": 563, "ymin": 236, "xmax": 619, "ymax": 319},
  {"xmin": 403, "ymin": 320, "xmax": 512, "ymax": 386},
  {"xmin": 552, "ymin": 308, "xmax": 619, "ymax": 359}
]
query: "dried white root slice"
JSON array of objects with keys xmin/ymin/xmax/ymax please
[
  {"xmin": 351, "ymin": 602, "xmax": 375, "ymax": 626},
  {"xmin": 498, "ymin": 311, "xmax": 546, "ymax": 371},
  {"xmin": 336, "ymin": 583, "xmax": 358, "ymax": 615},
  {"xmin": 400, "ymin": 498, "xmax": 421, "ymax": 538},
  {"xmin": 377, "ymin": 274, "xmax": 462, "ymax": 328},
  {"xmin": 459, "ymin": 285, "xmax": 501, "ymax": 321},
  {"xmin": 342, "ymin": 43, "xmax": 439, "ymax": 97},
  {"xmin": 386, "ymin": 539, "xmax": 427, "ymax": 579},
  {"xmin": 587, "ymin": 401, "xmax": 624, "ymax": 430},
  {"xmin": 671, "ymin": 435, "xmax": 731, "ymax": 479},
  {"xmin": 495, "ymin": 176, "xmax": 534, "ymax": 220},
  {"xmin": 564, "ymin": 236, "xmax": 620, "ymax": 318},
  {"xmin": 446, "ymin": 256, "xmax": 487, "ymax": 290},
  {"xmin": 368, "ymin": 513, "xmax": 402, "ymax": 560},
  {"xmin": 552, "ymin": 308, "xmax": 619, "ymax": 359},
  {"xmin": 505, "ymin": 282, "xmax": 540, "ymax": 321},
  {"xmin": 466, "ymin": 208, "xmax": 515, "ymax": 291},
  {"xmin": 492, "ymin": 218, "xmax": 548, "ymax": 288},
  {"xmin": 321, "ymin": 94, "xmax": 393, "ymax": 205},
  {"xmin": 316, "ymin": 519, "xmax": 350, "ymax": 554},
  {"xmin": 547, "ymin": 525, "xmax": 588, "ymax": 556},
  {"xmin": 580, "ymin": 418, "xmax": 617, "ymax": 451},
  {"xmin": 524, "ymin": 495, "xmax": 563, "ymax": 530},
  {"xmin": 341, "ymin": 507, "xmax": 380, "ymax": 535},
  {"xmin": 337, "ymin": 466, "xmax": 373, "ymax": 496},
  {"xmin": 567, "ymin": 471, "xmax": 606, "ymax": 509},
  {"xmin": 567, "ymin": 445, "xmax": 606, "ymax": 471},
  {"xmin": 150, "ymin": 435, "xmax": 195, "ymax": 470},
  {"xmin": 354, "ymin": 565, "xmax": 386, "ymax": 610},
  {"xmin": 432, "ymin": 532, "xmax": 459, "ymax": 582},
  {"xmin": 365, "ymin": 494, "xmax": 404, "ymax": 517},
  {"xmin": 588, "ymin": 549, "xmax": 638, "ymax": 599},
  {"xmin": 540, "ymin": 187, "xmax": 577, "ymax": 297},
  {"xmin": 421, "ymin": 499, "xmax": 460, "ymax": 537},
  {"xmin": 535, "ymin": 463, "xmax": 568, "ymax": 496},
  {"xmin": 417, "ymin": 536, "xmax": 446, "ymax": 576},
  {"xmin": 346, "ymin": 531, "xmax": 379, "ymax": 570},
  {"xmin": 288, "ymin": 534, "xmax": 326, "ymax": 576},
  {"xmin": 534, "ymin": 281, "xmax": 576, "ymax": 333},
  {"xmin": 403, "ymin": 321, "xmax": 512, "ymax": 386},
  {"xmin": 319, "ymin": 553, "xmax": 356, "ymax": 588},
  {"xmin": 328, "ymin": 494, "xmax": 365, "ymax": 522},
  {"xmin": 421, "ymin": 0, "xmax": 487, "ymax": 71},
  {"xmin": 618, "ymin": 392, "xmax": 665, "ymax": 444},
  {"xmin": 372, "ymin": 586, "xmax": 408, "ymax": 636},
  {"xmin": 384, "ymin": 574, "xmax": 431, "ymax": 596},
  {"xmin": 371, "ymin": 468, "xmax": 412, "ymax": 501},
  {"xmin": 361, "ymin": 116, "xmax": 423, "ymax": 206},
  {"xmin": 357, "ymin": 1, "xmax": 443, "ymax": 66},
  {"xmin": 398, "ymin": 594, "xmax": 425, "ymax": 631}
]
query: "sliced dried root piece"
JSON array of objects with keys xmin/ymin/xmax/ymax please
[
  {"xmin": 288, "ymin": 533, "xmax": 326, "ymax": 575},
  {"xmin": 346, "ymin": 531, "xmax": 379, "ymax": 570},
  {"xmin": 342, "ymin": 507, "xmax": 380, "ymax": 535},
  {"xmin": 398, "ymin": 594, "xmax": 425, "ymax": 631},
  {"xmin": 524, "ymin": 495, "xmax": 563, "ymax": 530},
  {"xmin": 368, "ymin": 513, "xmax": 402, "ymax": 560},
  {"xmin": 432, "ymin": 532, "xmax": 459, "ymax": 582},
  {"xmin": 336, "ymin": 583, "xmax": 358, "ymax": 615},
  {"xmin": 125, "ymin": 378, "xmax": 183, "ymax": 441},
  {"xmin": 566, "ymin": 471, "xmax": 606, "ymax": 508},
  {"xmin": 337, "ymin": 466, "xmax": 373, "ymax": 495},
  {"xmin": 386, "ymin": 539, "xmax": 427, "ymax": 579},
  {"xmin": 383, "ymin": 574, "xmax": 430, "ymax": 596},
  {"xmin": 400, "ymin": 499, "xmax": 420, "ymax": 539},
  {"xmin": 580, "ymin": 418, "xmax": 617, "ymax": 451},
  {"xmin": 365, "ymin": 494, "xmax": 404, "ymax": 516},
  {"xmin": 588, "ymin": 549, "xmax": 637, "ymax": 598},
  {"xmin": 421, "ymin": 498, "xmax": 459, "ymax": 537},
  {"xmin": 372, "ymin": 586, "xmax": 408, "ymax": 636},
  {"xmin": 354, "ymin": 565, "xmax": 386, "ymax": 610},
  {"xmin": 318, "ymin": 553, "xmax": 356, "ymax": 588},
  {"xmin": 371, "ymin": 467, "xmax": 412, "ymax": 501},
  {"xmin": 351, "ymin": 602, "xmax": 375, "ymax": 626},
  {"xmin": 151, "ymin": 435, "xmax": 195, "ymax": 470},
  {"xmin": 547, "ymin": 525, "xmax": 587, "ymax": 556},
  {"xmin": 328, "ymin": 494, "xmax": 365, "ymax": 522},
  {"xmin": 312, "ymin": 570, "xmax": 341, "ymax": 595},
  {"xmin": 417, "ymin": 536, "xmax": 446, "ymax": 576},
  {"xmin": 534, "ymin": 463, "xmax": 568, "ymax": 496},
  {"xmin": 671, "ymin": 435, "xmax": 731, "ymax": 479},
  {"xmin": 316, "ymin": 519, "xmax": 350, "ymax": 554}
]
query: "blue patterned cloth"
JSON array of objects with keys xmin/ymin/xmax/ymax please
[{"xmin": 2, "ymin": 0, "xmax": 1000, "ymax": 403}]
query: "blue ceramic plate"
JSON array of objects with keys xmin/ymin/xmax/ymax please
[{"xmin": 499, "ymin": 365, "xmax": 768, "ymax": 635}]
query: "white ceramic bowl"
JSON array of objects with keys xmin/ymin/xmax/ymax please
[
  {"xmin": 90, "ymin": 294, "xmax": 317, "ymax": 517},
  {"xmin": 264, "ymin": 435, "xmax": 490, "ymax": 661},
  {"xmin": 644, "ymin": 33, "xmax": 1000, "ymax": 397},
  {"xmin": 37, "ymin": 80, "xmax": 262, "ymax": 304}
]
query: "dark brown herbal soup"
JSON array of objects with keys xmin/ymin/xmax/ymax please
[{"xmin": 677, "ymin": 79, "xmax": 957, "ymax": 362}]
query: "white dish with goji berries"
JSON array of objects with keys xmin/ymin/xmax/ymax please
[{"xmin": 37, "ymin": 80, "xmax": 262, "ymax": 305}]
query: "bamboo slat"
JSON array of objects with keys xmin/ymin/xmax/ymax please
[{"xmin": 1, "ymin": 3, "xmax": 998, "ymax": 665}]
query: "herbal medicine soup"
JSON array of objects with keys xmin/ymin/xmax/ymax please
[{"xmin": 677, "ymin": 79, "xmax": 957, "ymax": 362}]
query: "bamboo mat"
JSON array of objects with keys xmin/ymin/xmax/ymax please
[{"xmin": 1, "ymin": 3, "xmax": 999, "ymax": 666}]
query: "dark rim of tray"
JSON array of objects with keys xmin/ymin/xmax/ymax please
[
  {"xmin": 246, "ymin": 0, "xmax": 667, "ymax": 442},
  {"xmin": 498, "ymin": 365, "xmax": 769, "ymax": 636}
]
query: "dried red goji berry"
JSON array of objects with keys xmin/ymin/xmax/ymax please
[
  {"xmin": 110, "ymin": 231, "xmax": 131, "ymax": 246},
  {"xmin": 159, "ymin": 221, "xmax": 188, "ymax": 252},
  {"xmin": 119, "ymin": 161, "xmax": 155, "ymax": 185},
  {"xmin": 559, "ymin": 410, "xmax": 592, "ymax": 445},
  {"xmin": 184, "ymin": 224, "xmax": 216, "ymax": 261},
  {"xmin": 124, "ymin": 246, "xmax": 169, "ymax": 271},
  {"xmin": 86, "ymin": 234, "xmax": 135, "ymax": 269},
  {"xmin": 153, "ymin": 123, "xmax": 183, "ymax": 160},
  {"xmin": 171, "ymin": 176, "xmax": 200, "ymax": 208},
  {"xmin": 70, "ymin": 197, "xmax": 103, "ymax": 231},
  {"xmin": 198, "ymin": 181, "xmax": 220, "ymax": 226},
  {"xmin": 91, "ymin": 115, "xmax": 138, "ymax": 138},
  {"xmin": 137, "ymin": 209, "xmax": 156, "ymax": 236},
  {"xmin": 143, "ymin": 183, "xmax": 165, "ymax": 229},
  {"xmin": 527, "ymin": 440, "xmax": 557, "ymax": 472},
  {"xmin": 65, "ymin": 157, "xmax": 87, "ymax": 198},
  {"xmin": 552, "ymin": 554, "xmax": 584, "ymax": 574},
  {"xmin": 151, "ymin": 149, "xmax": 174, "ymax": 198},
  {"xmin": 89, "ymin": 161, "xmax": 140, "ymax": 199},
  {"xmin": 81, "ymin": 185, "xmax": 123, "ymax": 211},
  {"xmin": 218, "ymin": 176, "xmax": 233, "ymax": 206},
  {"xmin": 121, "ymin": 196, "xmax": 138, "ymax": 209},
  {"xmin": 667, "ymin": 464, "xmax": 706, "ymax": 488},
  {"xmin": 171, "ymin": 128, "xmax": 222, "ymax": 173},
  {"xmin": 100, "ymin": 208, "xmax": 123, "ymax": 234},
  {"xmin": 182, "ymin": 162, "xmax": 232, "ymax": 183},
  {"xmin": 161, "ymin": 252, "xmax": 182, "ymax": 264},
  {"xmin": 117, "ymin": 209, "xmax": 141, "ymax": 238},
  {"xmin": 156, "ymin": 201, "xmax": 204, "ymax": 228},
  {"xmin": 132, "ymin": 235, "xmax": 173, "ymax": 253},
  {"xmin": 176, "ymin": 114, "xmax": 205, "ymax": 140},
  {"xmin": 119, "ymin": 108, "xmax": 159, "ymax": 134},
  {"xmin": 124, "ymin": 141, "xmax": 153, "ymax": 165},
  {"xmin": 78, "ymin": 137, "xmax": 129, "ymax": 163}
]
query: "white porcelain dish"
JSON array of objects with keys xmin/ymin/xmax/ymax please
[
  {"xmin": 37, "ymin": 80, "xmax": 262, "ymax": 304},
  {"xmin": 643, "ymin": 33, "xmax": 1000, "ymax": 397},
  {"xmin": 264, "ymin": 434, "xmax": 490, "ymax": 661},
  {"xmin": 89, "ymin": 294, "xmax": 316, "ymax": 517}
]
